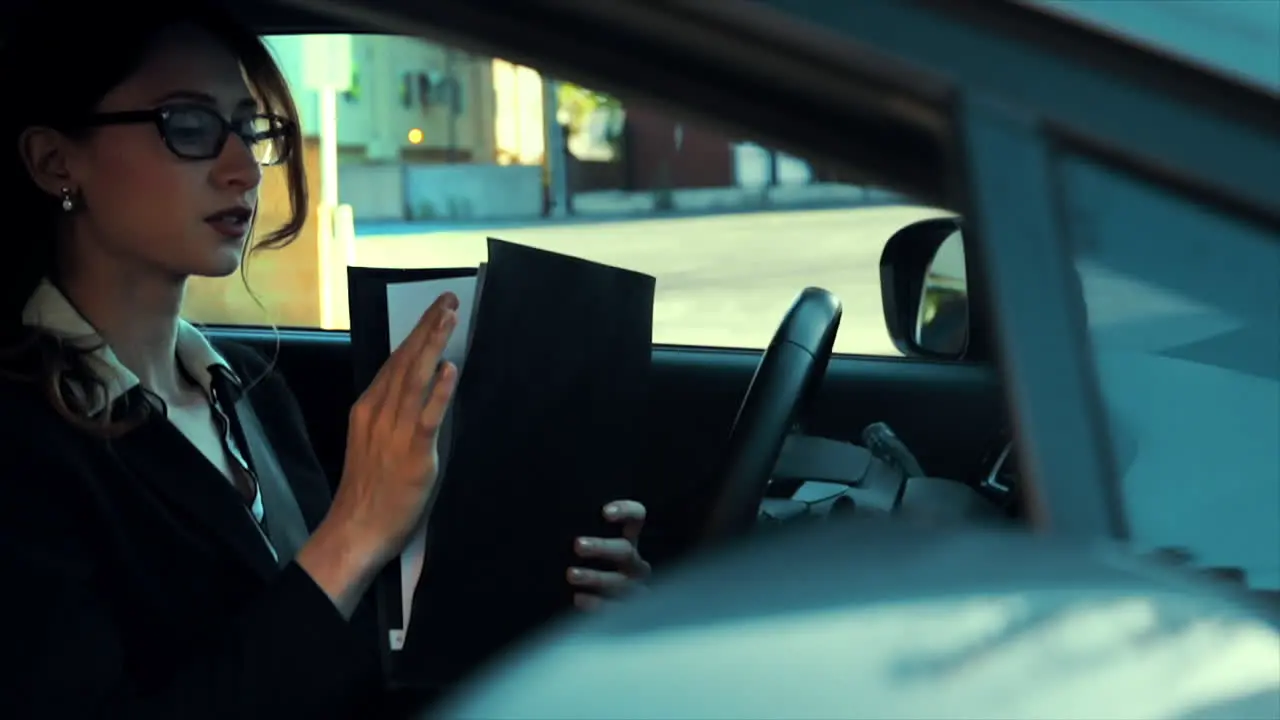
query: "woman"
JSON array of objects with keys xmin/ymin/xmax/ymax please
[{"xmin": 0, "ymin": 5, "xmax": 649, "ymax": 718}]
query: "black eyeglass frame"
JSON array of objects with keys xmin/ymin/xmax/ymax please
[{"xmin": 78, "ymin": 103, "xmax": 295, "ymax": 166}]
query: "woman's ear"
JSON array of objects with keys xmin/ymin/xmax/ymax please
[{"xmin": 17, "ymin": 126, "xmax": 76, "ymax": 199}]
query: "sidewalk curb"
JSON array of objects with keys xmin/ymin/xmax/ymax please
[{"xmin": 355, "ymin": 195, "xmax": 918, "ymax": 237}]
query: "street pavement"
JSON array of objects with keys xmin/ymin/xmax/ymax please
[{"xmin": 352, "ymin": 204, "xmax": 956, "ymax": 356}]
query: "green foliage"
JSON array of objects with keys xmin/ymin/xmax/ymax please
[{"xmin": 556, "ymin": 82, "xmax": 621, "ymax": 132}]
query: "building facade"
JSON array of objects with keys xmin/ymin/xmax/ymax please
[{"xmin": 265, "ymin": 34, "xmax": 498, "ymax": 164}]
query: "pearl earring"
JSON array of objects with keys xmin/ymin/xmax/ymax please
[{"xmin": 60, "ymin": 187, "xmax": 75, "ymax": 213}]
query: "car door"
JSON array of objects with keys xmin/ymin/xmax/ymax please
[{"xmin": 197, "ymin": 28, "xmax": 1009, "ymax": 568}]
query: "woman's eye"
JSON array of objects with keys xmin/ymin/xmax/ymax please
[
  {"xmin": 167, "ymin": 111, "xmax": 216, "ymax": 135},
  {"xmin": 168, "ymin": 125, "xmax": 208, "ymax": 141}
]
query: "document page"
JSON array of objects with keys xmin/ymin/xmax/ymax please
[{"xmin": 383, "ymin": 274, "xmax": 478, "ymax": 650}]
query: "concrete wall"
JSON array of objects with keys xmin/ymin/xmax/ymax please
[
  {"xmin": 337, "ymin": 162, "xmax": 545, "ymax": 222},
  {"xmin": 340, "ymin": 164, "xmax": 405, "ymax": 221},
  {"xmin": 404, "ymin": 164, "xmax": 543, "ymax": 221},
  {"xmin": 733, "ymin": 143, "xmax": 814, "ymax": 187},
  {"xmin": 571, "ymin": 183, "xmax": 905, "ymax": 216}
]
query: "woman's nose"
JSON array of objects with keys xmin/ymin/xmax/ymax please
[{"xmin": 212, "ymin": 135, "xmax": 263, "ymax": 190}]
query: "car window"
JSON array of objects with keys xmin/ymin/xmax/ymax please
[
  {"xmin": 180, "ymin": 33, "xmax": 951, "ymax": 356},
  {"xmin": 1054, "ymin": 154, "xmax": 1280, "ymax": 590},
  {"xmin": 1026, "ymin": 0, "xmax": 1280, "ymax": 92}
]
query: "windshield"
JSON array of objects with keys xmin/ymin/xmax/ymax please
[
  {"xmin": 1026, "ymin": 0, "xmax": 1280, "ymax": 92},
  {"xmin": 1058, "ymin": 153, "xmax": 1279, "ymax": 589}
]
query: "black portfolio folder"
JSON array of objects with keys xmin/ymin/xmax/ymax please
[{"xmin": 348, "ymin": 237, "xmax": 656, "ymax": 692}]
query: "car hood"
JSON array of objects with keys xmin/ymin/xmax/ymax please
[{"xmin": 437, "ymin": 523, "xmax": 1280, "ymax": 720}]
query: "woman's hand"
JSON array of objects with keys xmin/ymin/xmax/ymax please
[
  {"xmin": 333, "ymin": 291, "xmax": 459, "ymax": 560},
  {"xmin": 567, "ymin": 500, "xmax": 652, "ymax": 610},
  {"xmin": 300, "ymin": 292, "xmax": 459, "ymax": 616}
]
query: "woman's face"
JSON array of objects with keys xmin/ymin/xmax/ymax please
[{"xmin": 42, "ymin": 24, "xmax": 265, "ymax": 279}]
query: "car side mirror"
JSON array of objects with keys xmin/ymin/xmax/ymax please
[
  {"xmin": 878, "ymin": 217, "xmax": 969, "ymax": 359},
  {"xmin": 914, "ymin": 232, "xmax": 968, "ymax": 356}
]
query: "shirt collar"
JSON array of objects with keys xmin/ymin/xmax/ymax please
[{"xmin": 21, "ymin": 279, "xmax": 239, "ymax": 411}]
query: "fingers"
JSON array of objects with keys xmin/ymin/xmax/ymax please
[
  {"xmin": 570, "ymin": 512, "xmax": 652, "ymax": 612},
  {"xmin": 574, "ymin": 537, "xmax": 635, "ymax": 564},
  {"xmin": 412, "ymin": 315, "xmax": 459, "ymax": 398},
  {"xmin": 402, "ymin": 292, "xmax": 460, "ymax": 360},
  {"xmin": 603, "ymin": 500, "xmax": 646, "ymax": 545},
  {"xmin": 379, "ymin": 292, "xmax": 459, "ymax": 409},
  {"xmin": 368, "ymin": 292, "xmax": 458, "ymax": 404},
  {"xmin": 566, "ymin": 567, "xmax": 632, "ymax": 596},
  {"xmin": 419, "ymin": 361, "xmax": 457, "ymax": 434},
  {"xmin": 569, "ymin": 567, "xmax": 650, "ymax": 612},
  {"xmin": 394, "ymin": 305, "xmax": 458, "ymax": 428},
  {"xmin": 574, "ymin": 537, "xmax": 651, "ymax": 579}
]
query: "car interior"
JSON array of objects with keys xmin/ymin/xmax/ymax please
[
  {"xmin": 204, "ymin": 0, "xmax": 1029, "ymax": 566},
  {"xmin": 5, "ymin": 0, "xmax": 1277, "ymax": 714},
  {"xmin": 229, "ymin": 0, "xmax": 1025, "ymax": 693}
]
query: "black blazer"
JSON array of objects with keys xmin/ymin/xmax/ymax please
[{"xmin": 0, "ymin": 342, "xmax": 401, "ymax": 719}]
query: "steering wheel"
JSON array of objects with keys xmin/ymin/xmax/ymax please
[{"xmin": 701, "ymin": 287, "xmax": 842, "ymax": 545}]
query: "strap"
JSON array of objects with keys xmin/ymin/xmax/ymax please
[{"xmin": 231, "ymin": 394, "xmax": 312, "ymax": 566}]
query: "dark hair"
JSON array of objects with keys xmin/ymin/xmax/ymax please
[{"xmin": 0, "ymin": 2, "xmax": 306, "ymax": 433}]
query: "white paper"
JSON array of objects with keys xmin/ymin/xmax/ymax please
[
  {"xmin": 383, "ymin": 274, "xmax": 479, "ymax": 649},
  {"xmin": 385, "ymin": 276, "xmax": 478, "ymax": 373}
]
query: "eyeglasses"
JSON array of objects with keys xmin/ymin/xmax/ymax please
[{"xmin": 81, "ymin": 104, "xmax": 294, "ymax": 166}]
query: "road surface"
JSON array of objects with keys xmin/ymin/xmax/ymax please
[{"xmin": 352, "ymin": 205, "xmax": 955, "ymax": 355}]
